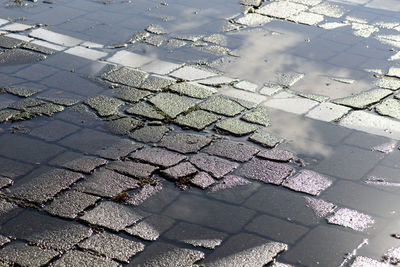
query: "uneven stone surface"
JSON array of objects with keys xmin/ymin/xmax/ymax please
[
  {"xmin": 130, "ymin": 125, "xmax": 170, "ymax": 143},
  {"xmin": 125, "ymin": 102, "xmax": 165, "ymax": 120},
  {"xmin": 161, "ymin": 162, "xmax": 198, "ymax": 180},
  {"xmin": 140, "ymin": 75, "xmax": 175, "ymax": 92},
  {"xmin": 104, "ymin": 117, "xmax": 140, "ymax": 135},
  {"xmin": 215, "ymin": 118, "xmax": 259, "ymax": 136},
  {"xmin": 257, "ymin": 149, "xmax": 295, "ymax": 162},
  {"xmin": 130, "ymin": 147, "xmax": 186, "ymax": 167},
  {"xmin": 125, "ymin": 214, "xmax": 175, "ymax": 241},
  {"xmin": 159, "ymin": 133, "xmax": 212, "ymax": 154},
  {"xmin": 209, "ymin": 175, "xmax": 251, "ymax": 193},
  {"xmin": 106, "ymin": 161, "xmax": 158, "ymax": 179},
  {"xmin": 149, "ymin": 93, "xmax": 199, "ymax": 118},
  {"xmin": 191, "ymin": 172, "xmax": 216, "ymax": 189},
  {"xmin": 174, "ymin": 110, "xmax": 221, "ymax": 130},
  {"xmin": 333, "ymin": 89, "xmax": 392, "ymax": 109},
  {"xmin": 61, "ymin": 156, "xmax": 107, "ymax": 174},
  {"xmin": 4, "ymin": 87, "xmax": 38, "ymax": 97},
  {"xmin": 326, "ymin": 208, "xmax": 375, "ymax": 231},
  {"xmin": 114, "ymin": 87, "xmax": 152, "ymax": 103},
  {"xmin": 190, "ymin": 153, "xmax": 239, "ymax": 178},
  {"xmin": 283, "ymin": 170, "xmax": 333, "ymax": 196},
  {"xmin": 376, "ymin": 99, "xmax": 400, "ymax": 120},
  {"xmin": 304, "ymin": 197, "xmax": 336, "ymax": 218},
  {"xmin": 0, "ymin": 242, "xmax": 58, "ymax": 267},
  {"xmin": 249, "ymin": 130, "xmax": 283, "ymax": 148},
  {"xmin": 84, "ymin": 95, "xmax": 124, "ymax": 117},
  {"xmin": 102, "ymin": 67, "xmax": 148, "ymax": 87},
  {"xmin": 51, "ymin": 250, "xmax": 119, "ymax": 267},
  {"xmin": 241, "ymin": 107, "xmax": 271, "ymax": 126},
  {"xmin": 126, "ymin": 183, "xmax": 163, "ymax": 206},
  {"xmin": 203, "ymin": 139, "xmax": 259, "ymax": 162},
  {"xmin": 169, "ymin": 82, "xmax": 217, "ymax": 99},
  {"xmin": 199, "ymin": 96, "xmax": 245, "ymax": 116}
]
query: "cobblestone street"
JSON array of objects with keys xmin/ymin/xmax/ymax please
[{"xmin": 1, "ymin": 0, "xmax": 400, "ymax": 266}]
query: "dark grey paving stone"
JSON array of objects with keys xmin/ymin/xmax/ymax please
[
  {"xmin": 84, "ymin": 95, "xmax": 124, "ymax": 117},
  {"xmin": 245, "ymin": 214, "xmax": 309, "ymax": 244},
  {"xmin": 127, "ymin": 242, "xmax": 204, "ymax": 267},
  {"xmin": 104, "ymin": 117, "xmax": 141, "ymax": 135},
  {"xmin": 139, "ymin": 74, "xmax": 175, "ymax": 92},
  {"xmin": 78, "ymin": 232, "xmax": 144, "ymax": 263},
  {"xmin": 0, "ymin": 49, "xmax": 46, "ymax": 65},
  {"xmin": 149, "ymin": 93, "xmax": 200, "ymax": 118},
  {"xmin": 61, "ymin": 156, "xmax": 107, "ymax": 174},
  {"xmin": 283, "ymin": 170, "xmax": 333, "ymax": 196},
  {"xmin": 0, "ymin": 157, "xmax": 34, "ymax": 178},
  {"xmin": 0, "ymin": 177, "xmax": 12, "ymax": 189},
  {"xmin": 199, "ymin": 96, "xmax": 245, "ymax": 116},
  {"xmin": 203, "ymin": 233, "xmax": 288, "ymax": 267},
  {"xmin": 94, "ymin": 139, "xmax": 143, "ymax": 160},
  {"xmin": 169, "ymin": 82, "xmax": 217, "ymax": 99},
  {"xmin": 126, "ymin": 183, "xmax": 163, "ymax": 206},
  {"xmin": 257, "ymin": 149, "xmax": 295, "ymax": 162},
  {"xmin": 0, "ymin": 199, "xmax": 19, "ymax": 223},
  {"xmin": 344, "ymin": 131, "xmax": 390, "ymax": 150},
  {"xmin": 29, "ymin": 120, "xmax": 80, "ymax": 142},
  {"xmin": 0, "ymin": 36, "xmax": 24, "ymax": 48},
  {"xmin": 114, "ymin": 86, "xmax": 152, "ymax": 103},
  {"xmin": 237, "ymin": 158, "xmax": 293, "ymax": 185},
  {"xmin": 0, "ymin": 235, "xmax": 10, "ymax": 247},
  {"xmin": 0, "ymin": 242, "xmax": 58, "ymax": 267},
  {"xmin": 191, "ymin": 172, "xmax": 215, "ymax": 189},
  {"xmin": 11, "ymin": 168, "xmax": 83, "ymax": 204},
  {"xmin": 106, "ymin": 160, "xmax": 158, "ymax": 179},
  {"xmin": 203, "ymin": 139, "xmax": 259, "ymax": 162},
  {"xmin": 125, "ymin": 102, "xmax": 165, "ymax": 120},
  {"xmin": 9, "ymin": 98, "xmax": 45, "ymax": 111},
  {"xmin": 163, "ymin": 194, "xmax": 255, "ymax": 233},
  {"xmin": 51, "ymin": 250, "xmax": 119, "ymax": 267},
  {"xmin": 161, "ymin": 162, "xmax": 197, "ymax": 180},
  {"xmin": 326, "ymin": 208, "xmax": 375, "ymax": 231},
  {"xmin": 208, "ymin": 175, "xmax": 258, "ymax": 204},
  {"xmin": 76, "ymin": 169, "xmax": 138, "ymax": 198},
  {"xmin": 80, "ymin": 201, "xmax": 148, "ymax": 231},
  {"xmin": 241, "ymin": 107, "xmax": 271, "ymax": 126},
  {"xmin": 376, "ymin": 98, "xmax": 400, "ymax": 120},
  {"xmin": 304, "ymin": 197, "xmax": 336, "ymax": 218},
  {"xmin": 10, "ymin": 103, "xmax": 64, "ymax": 121},
  {"xmin": 102, "ymin": 67, "xmax": 148, "ymax": 87},
  {"xmin": 44, "ymin": 190, "xmax": 100, "ymax": 219},
  {"xmin": 215, "ymin": 118, "xmax": 260, "ymax": 136},
  {"xmin": 130, "ymin": 125, "xmax": 170, "ymax": 143},
  {"xmin": 282, "ymin": 226, "xmax": 364, "ymax": 266},
  {"xmin": 165, "ymin": 222, "xmax": 227, "ymax": 249},
  {"xmin": 174, "ymin": 110, "xmax": 221, "ymax": 130},
  {"xmin": 190, "ymin": 153, "xmax": 239, "ymax": 179},
  {"xmin": 248, "ymin": 130, "xmax": 283, "ymax": 148},
  {"xmin": 4, "ymin": 87, "xmax": 38, "ymax": 97},
  {"xmin": 130, "ymin": 147, "xmax": 186, "ymax": 168},
  {"xmin": 159, "ymin": 133, "xmax": 212, "ymax": 154},
  {"xmin": 333, "ymin": 89, "xmax": 392, "ymax": 109},
  {"xmin": 125, "ymin": 214, "xmax": 175, "ymax": 241}
]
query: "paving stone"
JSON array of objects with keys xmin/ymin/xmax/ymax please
[
  {"xmin": 145, "ymin": 24, "xmax": 167, "ymax": 34},
  {"xmin": 140, "ymin": 74, "xmax": 175, "ymax": 92},
  {"xmin": 197, "ymin": 76, "xmax": 237, "ymax": 86},
  {"xmin": 257, "ymin": 1, "xmax": 307, "ymax": 19},
  {"xmin": 159, "ymin": 133, "xmax": 212, "ymax": 154},
  {"xmin": 84, "ymin": 95, "xmax": 124, "ymax": 117},
  {"xmin": 38, "ymin": 96, "xmax": 79, "ymax": 107},
  {"xmin": 289, "ymin": 11, "xmax": 324, "ymax": 25},
  {"xmin": 125, "ymin": 214, "xmax": 174, "ymax": 241},
  {"xmin": 169, "ymin": 82, "xmax": 217, "ymax": 99},
  {"xmin": 125, "ymin": 102, "xmax": 165, "ymax": 120},
  {"xmin": 114, "ymin": 86, "xmax": 152, "ymax": 103},
  {"xmin": 106, "ymin": 160, "xmax": 158, "ymax": 179},
  {"xmin": 79, "ymin": 232, "xmax": 144, "ymax": 263},
  {"xmin": 237, "ymin": 158, "xmax": 293, "ymax": 185},
  {"xmin": 29, "ymin": 28, "xmax": 82, "ymax": 46},
  {"xmin": 107, "ymin": 50, "xmax": 153, "ymax": 69},
  {"xmin": 239, "ymin": 0, "xmax": 261, "ymax": 6},
  {"xmin": 94, "ymin": 139, "xmax": 143, "ymax": 160},
  {"xmin": 76, "ymin": 169, "xmax": 138, "ymax": 198},
  {"xmin": 30, "ymin": 39, "xmax": 65, "ymax": 51},
  {"xmin": 376, "ymin": 99, "xmax": 400, "ymax": 120},
  {"xmin": 0, "ymin": 35, "xmax": 23, "ymax": 49},
  {"xmin": 326, "ymin": 208, "xmax": 375, "ymax": 231},
  {"xmin": 161, "ymin": 162, "xmax": 198, "ymax": 180},
  {"xmin": 102, "ymin": 67, "xmax": 148, "ymax": 88},
  {"xmin": 174, "ymin": 110, "xmax": 221, "ymax": 130},
  {"xmin": 309, "ymin": 2, "xmax": 345, "ymax": 18},
  {"xmin": 4, "ymin": 87, "xmax": 38, "ymax": 97},
  {"xmin": 149, "ymin": 93, "xmax": 199, "ymax": 118},
  {"xmin": 80, "ymin": 201, "xmax": 148, "ymax": 231},
  {"xmin": 143, "ymin": 35, "xmax": 166, "ymax": 47},
  {"xmin": 51, "ymin": 250, "xmax": 119, "ymax": 267},
  {"xmin": 126, "ymin": 183, "xmax": 163, "ymax": 206},
  {"xmin": 0, "ymin": 235, "xmax": 10, "ymax": 247},
  {"xmin": 29, "ymin": 120, "xmax": 80, "ymax": 142},
  {"xmin": 65, "ymin": 46, "xmax": 107, "ymax": 61},
  {"xmin": 170, "ymin": 66, "xmax": 218, "ymax": 81},
  {"xmin": 304, "ymin": 197, "xmax": 336, "ymax": 218},
  {"xmin": 248, "ymin": 129, "xmax": 283, "ymax": 148},
  {"xmin": 351, "ymin": 256, "xmax": 387, "ymax": 267},
  {"xmin": 241, "ymin": 106, "xmax": 270, "ymax": 126},
  {"xmin": 333, "ymin": 89, "xmax": 392, "ymax": 109},
  {"xmin": 208, "ymin": 175, "xmax": 257, "ymax": 205},
  {"xmin": 130, "ymin": 125, "xmax": 170, "ymax": 143},
  {"xmin": 387, "ymin": 67, "xmax": 400, "ymax": 78},
  {"xmin": 383, "ymin": 247, "xmax": 400, "ymax": 265},
  {"xmin": 264, "ymin": 94, "xmax": 318, "ymax": 115},
  {"xmin": 271, "ymin": 262, "xmax": 293, "ymax": 267},
  {"xmin": 190, "ymin": 153, "xmax": 239, "ymax": 179},
  {"xmin": 203, "ymin": 139, "xmax": 259, "ymax": 162},
  {"xmin": 245, "ymin": 214, "xmax": 309, "ymax": 244},
  {"xmin": 44, "ymin": 190, "xmax": 100, "ymax": 219},
  {"xmin": 1, "ymin": 22, "xmax": 33, "ymax": 32},
  {"xmin": 259, "ymin": 83, "xmax": 283, "ymax": 96},
  {"xmin": 141, "ymin": 60, "xmax": 182, "ymax": 75},
  {"xmin": 376, "ymin": 77, "xmax": 400, "ymax": 90},
  {"xmin": 128, "ymin": 242, "xmax": 204, "ymax": 267},
  {"xmin": 165, "ymin": 39, "xmax": 187, "ymax": 49},
  {"xmin": 61, "ymin": 156, "xmax": 107, "ymax": 174},
  {"xmin": 0, "ymin": 176, "xmax": 12, "ymax": 189},
  {"xmin": 234, "ymin": 80, "xmax": 258, "ymax": 92},
  {"xmin": 11, "ymin": 169, "xmax": 83, "ymax": 204},
  {"xmin": 235, "ymin": 13, "xmax": 272, "ymax": 26},
  {"xmin": 130, "ymin": 147, "xmax": 186, "ymax": 167},
  {"xmin": 0, "ymin": 199, "xmax": 19, "ymax": 222},
  {"xmin": 283, "ymin": 170, "xmax": 332, "ymax": 196},
  {"xmin": 0, "ymin": 49, "xmax": 47, "ymax": 65},
  {"xmin": 209, "ymin": 174, "xmax": 251, "ymax": 193},
  {"xmin": 298, "ymin": 92, "xmax": 330, "ymax": 102},
  {"xmin": 198, "ymin": 95, "xmax": 245, "ymax": 116},
  {"xmin": 306, "ymin": 102, "xmax": 351, "ymax": 122},
  {"xmin": 104, "ymin": 117, "xmax": 140, "ymax": 135},
  {"xmin": 372, "ymin": 140, "xmax": 397, "ymax": 153},
  {"xmin": 0, "ymin": 242, "xmax": 59, "ymax": 267},
  {"xmin": 191, "ymin": 172, "xmax": 216, "ymax": 189},
  {"xmin": 203, "ymin": 233, "xmax": 288, "ymax": 266},
  {"xmin": 257, "ymin": 149, "xmax": 295, "ymax": 162},
  {"xmin": 215, "ymin": 118, "xmax": 259, "ymax": 136}
]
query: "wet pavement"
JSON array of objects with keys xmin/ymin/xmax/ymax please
[{"xmin": 1, "ymin": 0, "xmax": 400, "ymax": 266}]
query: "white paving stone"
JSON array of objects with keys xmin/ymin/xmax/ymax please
[
  {"xmin": 141, "ymin": 60, "xmax": 182, "ymax": 75},
  {"xmin": 0, "ymin": 18, "xmax": 9, "ymax": 26},
  {"xmin": 289, "ymin": 12, "xmax": 324, "ymax": 26},
  {"xmin": 235, "ymin": 13, "xmax": 272, "ymax": 27},
  {"xmin": 259, "ymin": 84, "xmax": 283, "ymax": 96},
  {"xmin": 30, "ymin": 40, "xmax": 66, "ymax": 51},
  {"xmin": 220, "ymin": 87, "xmax": 267, "ymax": 105},
  {"xmin": 197, "ymin": 76, "xmax": 238, "ymax": 86},
  {"xmin": 29, "ymin": 28, "xmax": 83, "ymax": 46},
  {"xmin": 65, "ymin": 46, "xmax": 108, "ymax": 61},
  {"xmin": 1, "ymin": 23, "xmax": 33, "ymax": 32},
  {"xmin": 170, "ymin": 66, "xmax": 218, "ymax": 81},
  {"xmin": 5, "ymin": 33, "xmax": 33, "ymax": 42},
  {"xmin": 107, "ymin": 50, "xmax": 153, "ymax": 68},
  {"xmin": 263, "ymin": 93, "xmax": 319, "ymax": 115},
  {"xmin": 257, "ymin": 1, "xmax": 308, "ymax": 19},
  {"xmin": 306, "ymin": 102, "xmax": 351, "ymax": 122},
  {"xmin": 388, "ymin": 67, "xmax": 400, "ymax": 78}
]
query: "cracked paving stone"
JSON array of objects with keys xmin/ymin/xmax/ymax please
[
  {"xmin": 143, "ymin": 35, "xmax": 165, "ymax": 47},
  {"xmin": 0, "ymin": 242, "xmax": 59, "ymax": 267},
  {"xmin": 283, "ymin": 170, "xmax": 332, "ymax": 196},
  {"xmin": 249, "ymin": 129, "xmax": 283, "ymax": 148},
  {"xmin": 11, "ymin": 169, "xmax": 83, "ymax": 204},
  {"xmin": 146, "ymin": 24, "xmax": 168, "ymax": 35},
  {"xmin": 106, "ymin": 160, "xmax": 158, "ymax": 179},
  {"xmin": 159, "ymin": 133, "xmax": 212, "ymax": 154},
  {"xmin": 203, "ymin": 139, "xmax": 259, "ymax": 162},
  {"xmin": 309, "ymin": 2, "xmax": 345, "ymax": 18},
  {"xmin": 304, "ymin": 197, "xmax": 336, "ymax": 218},
  {"xmin": 333, "ymin": 89, "xmax": 392, "ymax": 109},
  {"xmin": 0, "ymin": 235, "xmax": 10, "ymax": 247},
  {"xmin": 241, "ymin": 106, "xmax": 270, "ymax": 126},
  {"xmin": 130, "ymin": 125, "xmax": 170, "ymax": 143},
  {"xmin": 76, "ymin": 169, "xmax": 138, "ymax": 198},
  {"xmin": 215, "ymin": 118, "xmax": 260, "ymax": 136},
  {"xmin": 130, "ymin": 147, "xmax": 186, "ymax": 167},
  {"xmin": 126, "ymin": 183, "xmax": 163, "ymax": 206},
  {"xmin": 4, "ymin": 87, "xmax": 38, "ymax": 97},
  {"xmin": 51, "ymin": 250, "xmax": 119, "ymax": 267},
  {"xmin": 174, "ymin": 110, "xmax": 221, "ymax": 130},
  {"xmin": 84, "ymin": 95, "xmax": 124, "ymax": 117},
  {"xmin": 169, "ymin": 82, "xmax": 217, "ymax": 99},
  {"xmin": 257, "ymin": 149, "xmax": 295, "ymax": 162},
  {"xmin": 102, "ymin": 67, "xmax": 148, "ymax": 88},
  {"xmin": 78, "ymin": 232, "xmax": 144, "ymax": 263},
  {"xmin": 235, "ymin": 13, "xmax": 272, "ymax": 27},
  {"xmin": 191, "ymin": 172, "xmax": 215, "ymax": 189},
  {"xmin": 203, "ymin": 233, "xmax": 288, "ymax": 267},
  {"xmin": 351, "ymin": 256, "xmax": 387, "ymax": 267},
  {"xmin": 149, "ymin": 92, "xmax": 200, "ymax": 118},
  {"xmin": 125, "ymin": 214, "xmax": 174, "ymax": 241},
  {"xmin": 44, "ymin": 190, "xmax": 100, "ymax": 219},
  {"xmin": 289, "ymin": 11, "xmax": 324, "ymax": 25},
  {"xmin": 161, "ymin": 162, "xmax": 198, "ymax": 180},
  {"xmin": 376, "ymin": 77, "xmax": 400, "ymax": 90},
  {"xmin": 237, "ymin": 158, "xmax": 293, "ymax": 185},
  {"xmin": 0, "ymin": 49, "xmax": 47, "ymax": 65},
  {"xmin": 125, "ymin": 102, "xmax": 165, "ymax": 120},
  {"xmin": 376, "ymin": 99, "xmax": 400, "ymax": 120},
  {"xmin": 256, "ymin": 1, "xmax": 307, "ymax": 19},
  {"xmin": 165, "ymin": 222, "xmax": 227, "ymax": 249},
  {"xmin": 190, "ymin": 153, "xmax": 239, "ymax": 179},
  {"xmin": 198, "ymin": 95, "xmax": 245, "ymax": 116},
  {"xmin": 209, "ymin": 175, "xmax": 251, "ymax": 193},
  {"xmin": 80, "ymin": 201, "xmax": 148, "ymax": 231},
  {"xmin": 61, "ymin": 156, "xmax": 107, "ymax": 174},
  {"xmin": 327, "ymin": 208, "xmax": 375, "ymax": 231},
  {"xmin": 114, "ymin": 86, "xmax": 152, "ymax": 103},
  {"xmin": 170, "ymin": 66, "xmax": 218, "ymax": 81},
  {"xmin": 0, "ymin": 36, "xmax": 24, "ymax": 48},
  {"xmin": 104, "ymin": 117, "xmax": 141, "ymax": 135},
  {"xmin": 140, "ymin": 74, "xmax": 175, "ymax": 92},
  {"xmin": 94, "ymin": 139, "xmax": 143, "ymax": 160},
  {"xmin": 0, "ymin": 176, "xmax": 12, "ymax": 189},
  {"xmin": 128, "ymin": 242, "xmax": 204, "ymax": 267}
]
